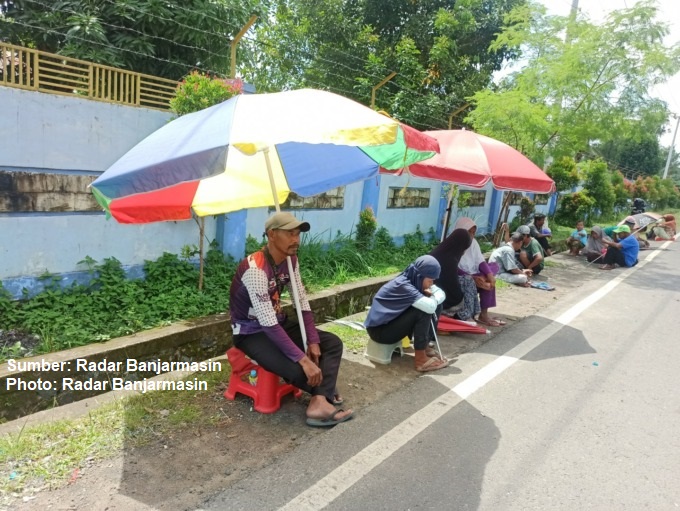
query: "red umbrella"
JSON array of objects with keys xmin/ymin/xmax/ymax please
[
  {"xmin": 383, "ymin": 129, "xmax": 555, "ymax": 193},
  {"xmin": 437, "ymin": 315, "xmax": 489, "ymax": 335}
]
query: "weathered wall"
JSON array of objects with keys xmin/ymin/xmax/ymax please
[{"xmin": 0, "ymin": 170, "xmax": 99, "ymax": 213}]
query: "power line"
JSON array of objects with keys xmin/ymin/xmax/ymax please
[
  {"xmin": 0, "ymin": 18, "xmax": 222, "ymax": 75},
  {"xmin": 20, "ymin": 0, "xmax": 233, "ymax": 64}
]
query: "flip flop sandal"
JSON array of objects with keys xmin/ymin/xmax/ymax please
[
  {"xmin": 477, "ymin": 318, "xmax": 505, "ymax": 327},
  {"xmin": 332, "ymin": 394, "xmax": 344, "ymax": 406},
  {"xmin": 306, "ymin": 409, "xmax": 354, "ymax": 427},
  {"xmin": 491, "ymin": 317, "xmax": 507, "ymax": 326},
  {"xmin": 415, "ymin": 357, "xmax": 451, "ymax": 373}
]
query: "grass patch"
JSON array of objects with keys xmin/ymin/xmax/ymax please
[
  {"xmin": 0, "ymin": 364, "xmax": 232, "ymax": 496},
  {"xmin": 320, "ymin": 318, "xmax": 370, "ymax": 353},
  {"xmin": 544, "ymin": 258, "xmax": 564, "ymax": 268}
]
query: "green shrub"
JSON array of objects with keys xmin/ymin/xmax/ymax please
[
  {"xmin": 355, "ymin": 206, "xmax": 377, "ymax": 250},
  {"xmin": 170, "ymin": 72, "xmax": 242, "ymax": 115}
]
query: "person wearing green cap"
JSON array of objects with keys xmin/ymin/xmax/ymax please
[{"xmin": 599, "ymin": 224, "xmax": 639, "ymax": 270}]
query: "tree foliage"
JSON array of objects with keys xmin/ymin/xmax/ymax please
[
  {"xmin": 0, "ymin": 0, "xmax": 266, "ymax": 79},
  {"xmin": 596, "ymin": 135, "xmax": 664, "ymax": 177},
  {"xmin": 466, "ymin": 1, "xmax": 680, "ymax": 165},
  {"xmin": 547, "ymin": 157, "xmax": 579, "ymax": 194},
  {"xmin": 580, "ymin": 159, "xmax": 616, "ymax": 218},
  {"xmin": 243, "ymin": 0, "xmax": 527, "ymax": 129}
]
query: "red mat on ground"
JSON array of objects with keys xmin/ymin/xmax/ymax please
[{"xmin": 438, "ymin": 315, "xmax": 488, "ymax": 334}]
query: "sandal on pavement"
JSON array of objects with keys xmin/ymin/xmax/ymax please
[
  {"xmin": 477, "ymin": 318, "xmax": 505, "ymax": 327},
  {"xmin": 415, "ymin": 357, "xmax": 450, "ymax": 373},
  {"xmin": 331, "ymin": 394, "xmax": 344, "ymax": 406},
  {"xmin": 306, "ymin": 409, "xmax": 353, "ymax": 427}
]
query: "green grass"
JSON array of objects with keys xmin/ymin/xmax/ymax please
[{"xmin": 320, "ymin": 318, "xmax": 370, "ymax": 352}]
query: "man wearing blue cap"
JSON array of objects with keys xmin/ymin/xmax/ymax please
[{"xmin": 600, "ymin": 224, "xmax": 639, "ymax": 270}]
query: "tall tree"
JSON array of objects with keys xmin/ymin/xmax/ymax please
[
  {"xmin": 0, "ymin": 0, "xmax": 265, "ymax": 79},
  {"xmin": 596, "ymin": 135, "xmax": 665, "ymax": 178},
  {"xmin": 243, "ymin": 0, "xmax": 526, "ymax": 129},
  {"xmin": 466, "ymin": 1, "xmax": 680, "ymax": 166}
]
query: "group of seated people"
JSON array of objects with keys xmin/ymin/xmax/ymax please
[
  {"xmin": 565, "ymin": 213, "xmax": 676, "ymax": 270},
  {"xmin": 227, "ymin": 210, "xmax": 675, "ymax": 426},
  {"xmin": 365, "ymin": 216, "xmax": 558, "ymax": 373}
]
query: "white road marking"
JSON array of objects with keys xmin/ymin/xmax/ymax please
[{"xmin": 278, "ymin": 243, "xmax": 673, "ymax": 511}]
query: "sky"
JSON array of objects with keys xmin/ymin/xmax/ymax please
[{"xmin": 537, "ymin": 0, "xmax": 680, "ymax": 150}]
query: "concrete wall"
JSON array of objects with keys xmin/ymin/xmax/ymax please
[
  {"xmin": 0, "ymin": 86, "xmax": 221, "ymax": 297},
  {"xmin": 1, "ymin": 87, "xmax": 172, "ymax": 172}
]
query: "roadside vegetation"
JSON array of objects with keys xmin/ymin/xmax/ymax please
[
  {"xmin": 3, "ymin": 200, "xmax": 678, "ymax": 364},
  {"xmin": 0, "ymin": 211, "xmax": 441, "ymax": 362}
]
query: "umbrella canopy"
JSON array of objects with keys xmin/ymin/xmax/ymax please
[
  {"xmin": 383, "ymin": 129, "xmax": 555, "ymax": 193},
  {"xmin": 619, "ymin": 212, "xmax": 663, "ymax": 230},
  {"xmin": 91, "ymin": 89, "xmax": 439, "ymax": 224},
  {"xmin": 438, "ymin": 315, "xmax": 488, "ymax": 335}
]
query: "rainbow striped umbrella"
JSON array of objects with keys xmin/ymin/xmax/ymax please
[{"xmin": 91, "ymin": 89, "xmax": 438, "ymax": 224}]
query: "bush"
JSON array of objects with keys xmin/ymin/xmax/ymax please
[
  {"xmin": 0, "ymin": 225, "xmax": 439, "ymax": 361},
  {"xmin": 555, "ymin": 192, "xmax": 596, "ymax": 226},
  {"xmin": 170, "ymin": 72, "xmax": 243, "ymax": 116},
  {"xmin": 355, "ymin": 207, "xmax": 377, "ymax": 250}
]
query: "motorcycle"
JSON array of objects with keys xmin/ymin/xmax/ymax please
[{"xmin": 631, "ymin": 197, "xmax": 646, "ymax": 215}]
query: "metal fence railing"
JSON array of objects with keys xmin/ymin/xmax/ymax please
[{"xmin": 1, "ymin": 43, "xmax": 178, "ymax": 111}]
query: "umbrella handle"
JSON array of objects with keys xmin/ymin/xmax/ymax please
[
  {"xmin": 262, "ymin": 146, "xmax": 309, "ymax": 351},
  {"xmin": 285, "ymin": 256, "xmax": 308, "ymax": 351}
]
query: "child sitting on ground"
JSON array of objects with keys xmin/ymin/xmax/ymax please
[{"xmin": 566, "ymin": 220, "xmax": 588, "ymax": 256}]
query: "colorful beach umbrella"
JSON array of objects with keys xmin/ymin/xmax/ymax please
[
  {"xmin": 91, "ymin": 88, "xmax": 439, "ymax": 224},
  {"xmin": 382, "ymin": 129, "xmax": 555, "ymax": 193}
]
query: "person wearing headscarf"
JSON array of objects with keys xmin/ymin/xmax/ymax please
[
  {"xmin": 429, "ymin": 228, "xmax": 472, "ymax": 317},
  {"xmin": 365, "ymin": 255, "xmax": 450, "ymax": 372},
  {"xmin": 582, "ymin": 225, "xmax": 611, "ymax": 263},
  {"xmin": 453, "ymin": 217, "xmax": 505, "ymax": 327}
]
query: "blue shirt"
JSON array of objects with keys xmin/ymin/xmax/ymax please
[
  {"xmin": 620, "ymin": 235, "xmax": 640, "ymax": 267},
  {"xmin": 571, "ymin": 228, "xmax": 587, "ymax": 245}
]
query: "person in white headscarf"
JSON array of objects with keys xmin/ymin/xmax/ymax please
[{"xmin": 453, "ymin": 217, "xmax": 505, "ymax": 327}]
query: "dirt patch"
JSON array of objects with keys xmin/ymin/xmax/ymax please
[{"xmin": 1, "ymin": 253, "xmax": 604, "ymax": 511}]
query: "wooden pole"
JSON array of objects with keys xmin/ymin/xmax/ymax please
[
  {"xmin": 493, "ymin": 191, "xmax": 514, "ymax": 247},
  {"xmin": 371, "ymin": 72, "xmax": 397, "ymax": 110},
  {"xmin": 230, "ymin": 16, "xmax": 257, "ymax": 78}
]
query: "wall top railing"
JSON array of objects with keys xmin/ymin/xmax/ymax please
[{"xmin": 1, "ymin": 42, "xmax": 178, "ymax": 111}]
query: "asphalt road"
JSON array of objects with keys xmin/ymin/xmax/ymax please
[{"xmin": 202, "ymin": 240, "xmax": 680, "ymax": 511}]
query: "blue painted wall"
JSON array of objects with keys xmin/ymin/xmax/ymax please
[{"xmin": 2, "ymin": 86, "xmax": 553, "ymax": 300}]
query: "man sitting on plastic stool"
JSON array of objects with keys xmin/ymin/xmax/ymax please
[{"xmin": 229, "ymin": 212, "xmax": 353, "ymax": 427}]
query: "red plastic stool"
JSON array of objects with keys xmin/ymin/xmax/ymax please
[{"xmin": 223, "ymin": 347, "xmax": 302, "ymax": 413}]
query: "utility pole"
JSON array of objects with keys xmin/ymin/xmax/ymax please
[{"xmin": 662, "ymin": 114, "xmax": 680, "ymax": 179}]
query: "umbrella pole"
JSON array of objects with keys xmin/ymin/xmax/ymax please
[
  {"xmin": 263, "ymin": 147, "xmax": 309, "ymax": 351},
  {"xmin": 493, "ymin": 192, "xmax": 514, "ymax": 247},
  {"xmin": 441, "ymin": 184, "xmax": 455, "ymax": 243},
  {"xmin": 198, "ymin": 217, "xmax": 205, "ymax": 291}
]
